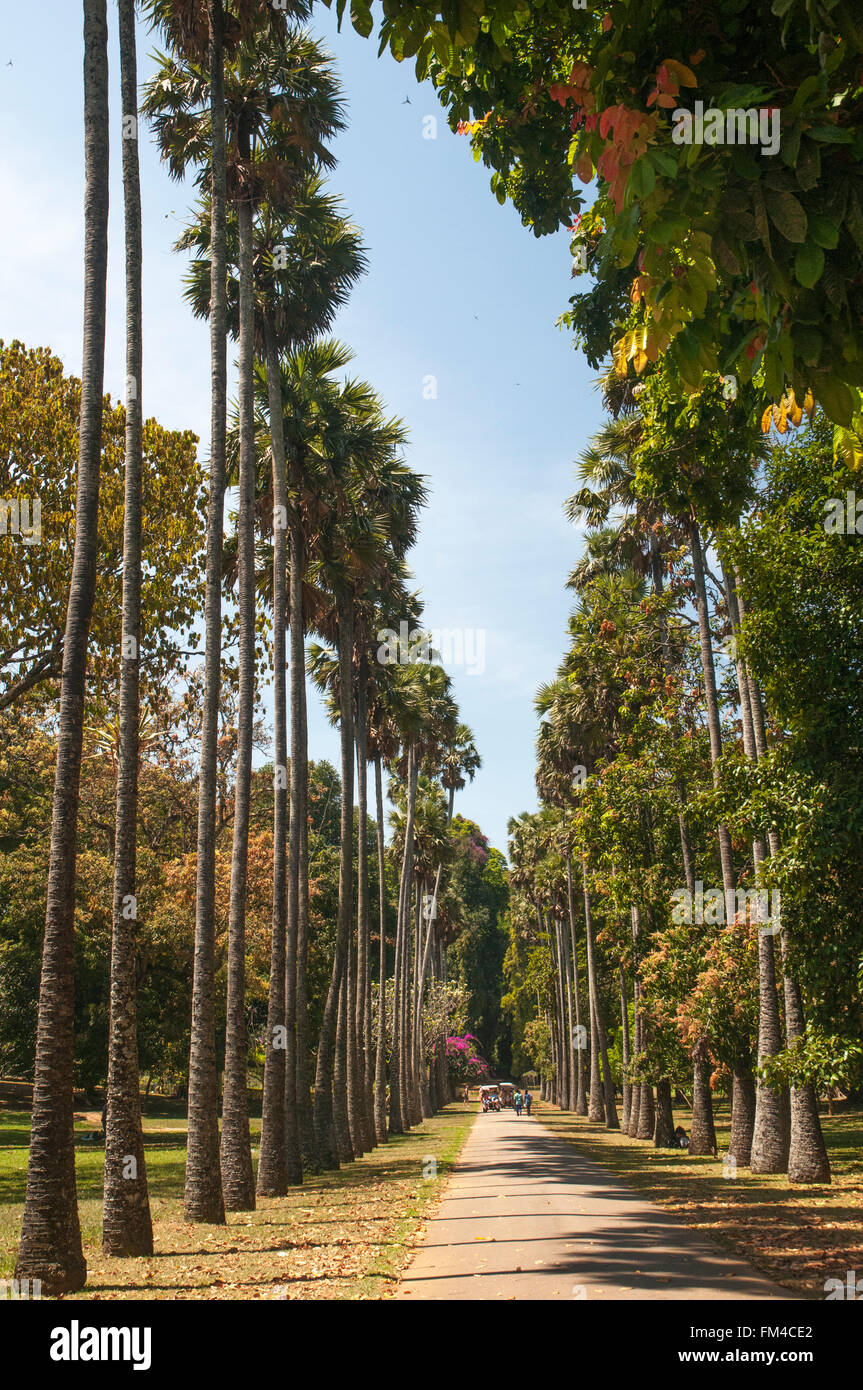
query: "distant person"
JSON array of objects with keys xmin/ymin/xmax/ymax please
[
  {"xmin": 523, "ymin": 1089, "xmax": 532, "ymax": 1116},
  {"xmin": 514, "ymin": 1090, "xmax": 523, "ymax": 1117},
  {"xmin": 674, "ymin": 1125, "xmax": 689, "ymax": 1150},
  {"xmin": 463, "ymin": 1085, "xmax": 470, "ymax": 1105}
]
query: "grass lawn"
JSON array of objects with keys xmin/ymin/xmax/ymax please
[
  {"xmin": 0, "ymin": 1100, "xmax": 475, "ymax": 1300},
  {"xmin": 535, "ymin": 1098, "xmax": 863, "ymax": 1299}
]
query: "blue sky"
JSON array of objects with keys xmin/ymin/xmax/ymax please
[{"xmin": 0, "ymin": 2, "xmax": 604, "ymax": 856}]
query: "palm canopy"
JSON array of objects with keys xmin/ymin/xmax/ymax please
[
  {"xmin": 142, "ymin": 23, "xmax": 344, "ymax": 197},
  {"xmin": 175, "ymin": 176, "xmax": 367, "ymax": 351}
]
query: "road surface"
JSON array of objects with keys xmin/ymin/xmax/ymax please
[{"xmin": 396, "ymin": 1109, "xmax": 795, "ymax": 1301}]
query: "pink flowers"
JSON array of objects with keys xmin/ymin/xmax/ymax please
[{"xmin": 446, "ymin": 1034, "xmax": 489, "ymax": 1078}]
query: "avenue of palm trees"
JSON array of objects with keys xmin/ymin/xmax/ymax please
[
  {"xmin": 13, "ymin": 0, "xmax": 480, "ymax": 1295},
  {"xmin": 6, "ymin": 0, "xmax": 863, "ymax": 1309}
]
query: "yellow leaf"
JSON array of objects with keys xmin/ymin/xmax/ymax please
[
  {"xmin": 761, "ymin": 405, "xmax": 774, "ymax": 433},
  {"xmin": 663, "ymin": 59, "xmax": 698, "ymax": 87}
]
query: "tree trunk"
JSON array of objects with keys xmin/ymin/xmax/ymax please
[
  {"xmin": 619, "ymin": 964, "xmax": 632, "ymax": 1135},
  {"xmin": 290, "ymin": 452, "xmax": 316, "ymax": 1174},
  {"xmin": 783, "ymin": 966, "xmax": 830, "ymax": 1183},
  {"xmin": 729, "ymin": 567, "xmax": 826, "ymax": 1183},
  {"xmin": 729, "ymin": 1065, "xmax": 755, "ymax": 1166},
  {"xmin": 721, "ymin": 558, "xmax": 789, "ymax": 1175},
  {"xmin": 373, "ymin": 756, "xmax": 389, "ymax": 1144},
  {"xmin": 313, "ymin": 597, "xmax": 355, "ymax": 1167},
  {"xmin": 345, "ymin": 885, "xmax": 365, "ymax": 1156},
  {"xmin": 566, "ymin": 855, "xmax": 587, "ymax": 1115},
  {"xmin": 102, "ymin": 0, "xmax": 153, "ymax": 1257},
  {"xmin": 654, "ymin": 1078, "xmax": 675, "ymax": 1148},
  {"xmin": 334, "ymin": 970, "xmax": 354, "ymax": 1163},
  {"xmin": 256, "ymin": 319, "xmax": 289, "ymax": 1196},
  {"xmin": 355, "ymin": 673, "xmax": 376, "ymax": 1151},
  {"xmin": 689, "ymin": 1043, "xmax": 717, "ymax": 1156},
  {"xmin": 219, "ymin": 119, "xmax": 255, "ymax": 1213},
  {"xmin": 184, "ymin": 0, "xmax": 227, "ymax": 1227},
  {"xmin": 581, "ymin": 857, "xmax": 606, "ymax": 1124},
  {"xmin": 16, "ymin": 0, "xmax": 108, "ymax": 1294},
  {"xmin": 391, "ymin": 749, "xmax": 418, "ymax": 1133}
]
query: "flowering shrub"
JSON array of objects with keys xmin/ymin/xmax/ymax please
[{"xmin": 445, "ymin": 1034, "xmax": 489, "ymax": 1080}]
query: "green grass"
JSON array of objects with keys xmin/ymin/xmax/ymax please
[
  {"xmin": 536, "ymin": 1099, "xmax": 863, "ymax": 1298},
  {"xmin": 0, "ymin": 1100, "xmax": 475, "ymax": 1299}
]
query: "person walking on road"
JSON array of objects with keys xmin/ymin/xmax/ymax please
[
  {"xmin": 523, "ymin": 1089, "xmax": 532, "ymax": 1116},
  {"xmin": 514, "ymin": 1089, "xmax": 523, "ymax": 1117}
]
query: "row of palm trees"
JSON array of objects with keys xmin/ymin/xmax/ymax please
[
  {"xmin": 506, "ymin": 368, "xmax": 832, "ymax": 1187},
  {"xmin": 15, "ymin": 0, "xmax": 479, "ymax": 1296}
]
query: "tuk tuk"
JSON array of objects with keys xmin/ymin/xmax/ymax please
[{"xmin": 479, "ymin": 1084, "xmax": 500, "ymax": 1112}]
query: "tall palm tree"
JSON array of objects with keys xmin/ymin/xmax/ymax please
[
  {"xmin": 307, "ymin": 396, "xmax": 413, "ymax": 1165},
  {"xmin": 220, "ymin": 23, "xmax": 345, "ymax": 1214},
  {"xmin": 251, "ymin": 339, "xmax": 363, "ymax": 1169},
  {"xmin": 15, "ymin": 0, "xmax": 109, "ymax": 1295},
  {"xmin": 144, "ymin": 0, "xmax": 327, "ymax": 1217},
  {"xmin": 102, "ymin": 0, "xmax": 153, "ymax": 1258},
  {"xmin": 180, "ymin": 178, "xmax": 366, "ymax": 1190}
]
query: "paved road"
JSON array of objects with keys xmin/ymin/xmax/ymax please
[{"xmin": 396, "ymin": 1110, "xmax": 795, "ymax": 1301}]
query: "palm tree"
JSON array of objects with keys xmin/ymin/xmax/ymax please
[
  {"xmin": 144, "ymin": 0, "xmax": 236, "ymax": 1227},
  {"xmin": 102, "ymin": 0, "xmax": 153, "ymax": 1258},
  {"xmin": 181, "ymin": 176, "xmax": 366, "ymax": 1191},
  {"xmin": 15, "ymin": 0, "xmax": 109, "ymax": 1294},
  {"xmin": 219, "ymin": 21, "xmax": 345, "ymax": 1214},
  {"xmin": 307, "ymin": 394, "xmax": 413, "ymax": 1165},
  {"xmin": 144, "ymin": 0, "xmax": 333, "ymax": 1216}
]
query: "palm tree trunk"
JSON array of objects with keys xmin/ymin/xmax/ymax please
[
  {"xmin": 782, "ymin": 964, "xmax": 830, "ymax": 1182},
  {"xmin": 565, "ymin": 856, "xmax": 587, "ymax": 1115},
  {"xmin": 219, "ymin": 117, "xmax": 255, "ymax": 1213},
  {"xmin": 102, "ymin": 0, "xmax": 153, "ymax": 1257},
  {"xmin": 728, "ymin": 568, "xmax": 826, "ymax": 1182},
  {"xmin": 184, "ymin": 0, "xmax": 228, "ymax": 1226},
  {"xmin": 289, "ymin": 454, "xmax": 316, "ymax": 1174},
  {"xmin": 391, "ymin": 748, "xmax": 418, "ymax": 1132},
  {"xmin": 581, "ymin": 856, "xmax": 606, "ymax": 1124},
  {"xmin": 313, "ymin": 596, "xmax": 355, "ymax": 1167},
  {"xmin": 654, "ymin": 1077, "xmax": 675, "ymax": 1148},
  {"xmin": 345, "ymin": 890, "xmax": 365, "ymax": 1156},
  {"xmin": 729, "ymin": 1064, "xmax": 756, "ymax": 1165},
  {"xmin": 334, "ymin": 971, "xmax": 354, "ymax": 1163},
  {"xmin": 689, "ymin": 1040, "xmax": 717, "ymax": 1155},
  {"xmin": 388, "ymin": 756, "xmax": 407, "ymax": 1137},
  {"xmin": 16, "ymin": 0, "xmax": 109, "ymax": 1294},
  {"xmin": 619, "ymin": 964, "xmax": 632, "ymax": 1135},
  {"xmin": 373, "ymin": 755, "xmax": 389, "ymax": 1143},
  {"xmin": 355, "ymin": 673, "xmax": 376, "ymax": 1149},
  {"xmin": 256, "ymin": 319, "xmax": 289, "ymax": 1196}
]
